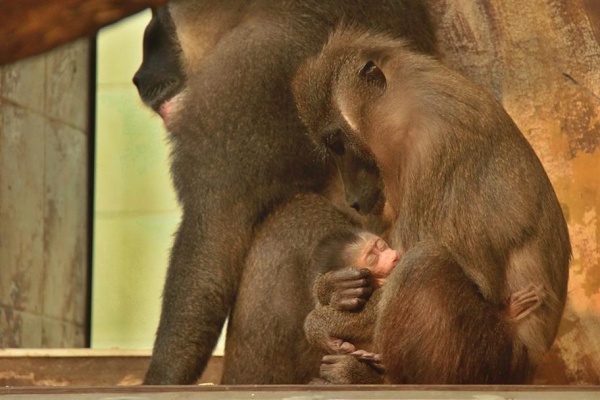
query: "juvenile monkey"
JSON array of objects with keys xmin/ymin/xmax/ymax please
[{"xmin": 293, "ymin": 28, "xmax": 571, "ymax": 384}]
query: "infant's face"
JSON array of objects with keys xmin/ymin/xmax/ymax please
[{"xmin": 357, "ymin": 235, "xmax": 400, "ymax": 283}]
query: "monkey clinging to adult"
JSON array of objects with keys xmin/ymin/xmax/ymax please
[
  {"xmin": 132, "ymin": 1, "xmax": 437, "ymax": 385},
  {"xmin": 305, "ymin": 227, "xmax": 547, "ymax": 384},
  {"xmin": 306, "ymin": 229, "xmax": 400, "ymax": 355},
  {"xmin": 293, "ymin": 28, "xmax": 571, "ymax": 384},
  {"xmin": 304, "ymin": 228, "xmax": 400, "ymax": 384}
]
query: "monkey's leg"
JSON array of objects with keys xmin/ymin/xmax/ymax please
[
  {"xmin": 144, "ymin": 209, "xmax": 252, "ymax": 384},
  {"xmin": 507, "ymin": 284, "xmax": 543, "ymax": 321},
  {"xmin": 222, "ymin": 194, "xmax": 359, "ymax": 384},
  {"xmin": 304, "ymin": 307, "xmax": 358, "ymax": 354},
  {"xmin": 376, "ymin": 240, "xmax": 522, "ymax": 384}
]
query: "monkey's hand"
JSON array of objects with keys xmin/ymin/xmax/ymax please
[
  {"xmin": 314, "ymin": 267, "xmax": 373, "ymax": 311},
  {"xmin": 351, "ymin": 350, "xmax": 385, "ymax": 374},
  {"xmin": 326, "ymin": 338, "xmax": 356, "ymax": 354}
]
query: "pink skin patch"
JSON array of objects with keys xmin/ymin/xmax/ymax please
[
  {"xmin": 157, "ymin": 94, "xmax": 184, "ymax": 129},
  {"xmin": 159, "ymin": 98, "xmax": 174, "ymax": 123}
]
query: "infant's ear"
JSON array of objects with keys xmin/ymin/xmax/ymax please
[{"xmin": 359, "ymin": 60, "xmax": 386, "ymax": 90}]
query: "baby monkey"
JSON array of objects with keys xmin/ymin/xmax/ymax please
[
  {"xmin": 305, "ymin": 228, "xmax": 544, "ymax": 383},
  {"xmin": 304, "ymin": 228, "xmax": 399, "ymax": 383},
  {"xmin": 305, "ymin": 229, "xmax": 400, "ymax": 355}
]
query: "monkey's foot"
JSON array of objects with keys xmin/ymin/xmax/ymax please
[{"xmin": 351, "ymin": 350, "xmax": 385, "ymax": 373}]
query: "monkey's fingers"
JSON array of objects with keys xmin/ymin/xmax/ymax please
[
  {"xmin": 508, "ymin": 284, "xmax": 543, "ymax": 320},
  {"xmin": 351, "ymin": 350, "xmax": 385, "ymax": 373},
  {"xmin": 339, "ymin": 285, "xmax": 373, "ymax": 298},
  {"xmin": 339, "ymin": 341, "xmax": 357, "ymax": 354},
  {"xmin": 351, "ymin": 350, "xmax": 381, "ymax": 362},
  {"xmin": 331, "ymin": 267, "xmax": 372, "ymax": 284},
  {"xmin": 330, "ymin": 294, "xmax": 368, "ymax": 311},
  {"xmin": 327, "ymin": 338, "xmax": 356, "ymax": 354}
]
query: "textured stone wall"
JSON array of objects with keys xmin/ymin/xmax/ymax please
[
  {"xmin": 428, "ymin": 0, "xmax": 600, "ymax": 384},
  {"xmin": 0, "ymin": 39, "xmax": 91, "ymax": 348}
]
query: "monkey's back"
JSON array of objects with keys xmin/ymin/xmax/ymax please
[{"xmin": 384, "ymin": 54, "xmax": 571, "ymax": 363}]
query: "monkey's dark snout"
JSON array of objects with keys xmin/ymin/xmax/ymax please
[{"xmin": 132, "ymin": 72, "xmax": 142, "ymax": 91}]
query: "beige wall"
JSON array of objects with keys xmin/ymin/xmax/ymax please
[
  {"xmin": 90, "ymin": 11, "xmax": 228, "ymax": 354},
  {"xmin": 0, "ymin": 39, "xmax": 91, "ymax": 347},
  {"xmin": 91, "ymin": 11, "xmax": 177, "ymax": 350}
]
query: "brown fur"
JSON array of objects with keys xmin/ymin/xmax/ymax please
[
  {"xmin": 305, "ymin": 230, "xmax": 381, "ymax": 355},
  {"xmin": 304, "ymin": 229, "xmax": 388, "ymax": 384},
  {"xmin": 223, "ymin": 194, "xmax": 360, "ymax": 383},
  {"xmin": 133, "ymin": 2, "xmax": 436, "ymax": 384},
  {"xmin": 293, "ymin": 28, "xmax": 571, "ymax": 384}
]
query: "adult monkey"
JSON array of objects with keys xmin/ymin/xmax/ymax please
[
  {"xmin": 133, "ymin": 0, "xmax": 436, "ymax": 384},
  {"xmin": 293, "ymin": 28, "xmax": 571, "ymax": 383}
]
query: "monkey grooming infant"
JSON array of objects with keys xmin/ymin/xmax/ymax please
[{"xmin": 294, "ymin": 27, "xmax": 570, "ymax": 383}]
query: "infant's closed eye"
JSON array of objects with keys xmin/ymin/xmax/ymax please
[{"xmin": 366, "ymin": 254, "xmax": 377, "ymax": 266}]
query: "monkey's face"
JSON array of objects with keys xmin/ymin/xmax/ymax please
[
  {"xmin": 353, "ymin": 234, "xmax": 400, "ymax": 287},
  {"xmin": 133, "ymin": 7, "xmax": 186, "ymax": 121},
  {"xmin": 294, "ymin": 51, "xmax": 388, "ymax": 215},
  {"xmin": 321, "ymin": 125, "xmax": 386, "ymax": 215}
]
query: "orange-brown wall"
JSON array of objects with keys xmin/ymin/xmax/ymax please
[{"xmin": 428, "ymin": 0, "xmax": 600, "ymax": 384}]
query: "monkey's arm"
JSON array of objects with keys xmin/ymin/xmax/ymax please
[
  {"xmin": 305, "ymin": 291, "xmax": 380, "ymax": 354},
  {"xmin": 313, "ymin": 267, "xmax": 373, "ymax": 310}
]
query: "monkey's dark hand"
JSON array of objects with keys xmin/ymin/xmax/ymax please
[{"xmin": 314, "ymin": 267, "xmax": 373, "ymax": 311}]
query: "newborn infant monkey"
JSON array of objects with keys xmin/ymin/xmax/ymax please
[
  {"xmin": 304, "ymin": 228, "xmax": 399, "ymax": 383},
  {"xmin": 305, "ymin": 228, "xmax": 544, "ymax": 383},
  {"xmin": 305, "ymin": 229, "xmax": 400, "ymax": 356}
]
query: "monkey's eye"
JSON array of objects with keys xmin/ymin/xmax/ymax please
[
  {"xmin": 366, "ymin": 253, "xmax": 377, "ymax": 266},
  {"xmin": 325, "ymin": 131, "xmax": 345, "ymax": 156},
  {"xmin": 376, "ymin": 239, "xmax": 386, "ymax": 250}
]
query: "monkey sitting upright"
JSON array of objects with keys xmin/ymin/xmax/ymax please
[
  {"xmin": 293, "ymin": 28, "xmax": 570, "ymax": 384},
  {"xmin": 305, "ymin": 228, "xmax": 546, "ymax": 384}
]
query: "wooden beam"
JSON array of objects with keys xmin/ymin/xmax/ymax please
[
  {"xmin": 0, "ymin": 0, "xmax": 168, "ymax": 65},
  {"xmin": 0, "ymin": 349, "xmax": 223, "ymax": 386}
]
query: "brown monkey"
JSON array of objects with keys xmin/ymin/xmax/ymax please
[
  {"xmin": 293, "ymin": 28, "xmax": 571, "ymax": 384},
  {"xmin": 306, "ymin": 229, "xmax": 400, "ymax": 356},
  {"xmin": 305, "ymin": 229, "xmax": 546, "ymax": 384},
  {"xmin": 133, "ymin": 2, "xmax": 437, "ymax": 384},
  {"xmin": 222, "ymin": 193, "xmax": 363, "ymax": 384},
  {"xmin": 305, "ymin": 229, "xmax": 399, "ymax": 384}
]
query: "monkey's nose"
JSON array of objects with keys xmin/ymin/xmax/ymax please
[
  {"xmin": 392, "ymin": 251, "xmax": 400, "ymax": 265},
  {"xmin": 132, "ymin": 73, "xmax": 141, "ymax": 90}
]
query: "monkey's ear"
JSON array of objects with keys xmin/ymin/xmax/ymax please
[{"xmin": 359, "ymin": 61, "xmax": 386, "ymax": 89}]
